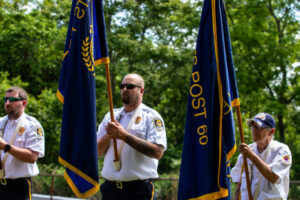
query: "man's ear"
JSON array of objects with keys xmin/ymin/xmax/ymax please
[
  {"xmin": 22, "ymin": 100, "xmax": 27, "ymax": 107},
  {"xmin": 269, "ymin": 128, "xmax": 275, "ymax": 136}
]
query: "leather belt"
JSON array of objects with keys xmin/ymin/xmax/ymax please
[
  {"xmin": 0, "ymin": 177, "xmax": 30, "ymax": 185},
  {"xmin": 106, "ymin": 179, "xmax": 152, "ymax": 189}
]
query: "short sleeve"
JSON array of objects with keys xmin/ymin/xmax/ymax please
[
  {"xmin": 97, "ymin": 113, "xmax": 110, "ymax": 141},
  {"xmin": 146, "ymin": 112, "xmax": 167, "ymax": 150},
  {"xmin": 25, "ymin": 121, "xmax": 45, "ymax": 157},
  {"xmin": 260, "ymin": 145, "xmax": 291, "ymax": 198},
  {"xmin": 231, "ymin": 154, "xmax": 243, "ymax": 183},
  {"xmin": 269, "ymin": 145, "xmax": 292, "ymax": 179}
]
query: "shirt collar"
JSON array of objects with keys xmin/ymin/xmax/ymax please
[{"xmin": 254, "ymin": 139, "xmax": 274, "ymax": 156}]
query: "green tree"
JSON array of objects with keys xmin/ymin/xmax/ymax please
[
  {"xmin": 226, "ymin": 0, "xmax": 300, "ymax": 183},
  {"xmin": 27, "ymin": 89, "xmax": 63, "ymax": 164},
  {"xmin": 1, "ymin": 0, "xmax": 299, "ymax": 188},
  {"xmin": 0, "ymin": 0, "xmax": 66, "ymax": 95},
  {"xmin": 96, "ymin": 0, "xmax": 203, "ymax": 172},
  {"xmin": 0, "ymin": 72, "xmax": 28, "ymax": 116},
  {"xmin": 0, "ymin": 72, "xmax": 62, "ymax": 164},
  {"xmin": 227, "ymin": 0, "xmax": 300, "ymax": 142}
]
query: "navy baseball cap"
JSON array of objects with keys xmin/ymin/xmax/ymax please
[{"xmin": 247, "ymin": 113, "xmax": 276, "ymax": 128}]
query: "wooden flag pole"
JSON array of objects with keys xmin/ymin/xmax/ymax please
[
  {"xmin": 236, "ymin": 105, "xmax": 253, "ymax": 200},
  {"xmin": 104, "ymin": 63, "xmax": 119, "ymax": 162}
]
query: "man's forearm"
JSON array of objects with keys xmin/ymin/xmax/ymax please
[
  {"xmin": 124, "ymin": 133, "xmax": 164, "ymax": 159},
  {"xmin": 97, "ymin": 134, "xmax": 111, "ymax": 157},
  {"xmin": 234, "ymin": 182, "xmax": 241, "ymax": 200},
  {"xmin": 8, "ymin": 145, "xmax": 39, "ymax": 163},
  {"xmin": 248, "ymin": 153, "xmax": 279, "ymax": 183}
]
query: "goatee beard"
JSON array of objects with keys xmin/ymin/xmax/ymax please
[{"xmin": 122, "ymin": 98, "xmax": 130, "ymax": 105}]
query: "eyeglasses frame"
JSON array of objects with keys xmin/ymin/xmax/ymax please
[
  {"xmin": 3, "ymin": 97, "xmax": 25, "ymax": 103},
  {"xmin": 119, "ymin": 83, "xmax": 142, "ymax": 90}
]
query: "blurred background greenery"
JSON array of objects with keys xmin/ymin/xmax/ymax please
[{"xmin": 0, "ymin": 0, "xmax": 299, "ymax": 199}]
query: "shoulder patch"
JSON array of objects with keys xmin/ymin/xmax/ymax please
[
  {"xmin": 153, "ymin": 117, "xmax": 164, "ymax": 131},
  {"xmin": 282, "ymin": 155, "xmax": 291, "ymax": 165},
  {"xmin": 36, "ymin": 128, "xmax": 44, "ymax": 139},
  {"xmin": 278, "ymin": 149, "xmax": 291, "ymax": 166}
]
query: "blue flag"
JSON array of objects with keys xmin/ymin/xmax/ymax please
[
  {"xmin": 178, "ymin": 0, "xmax": 240, "ymax": 199},
  {"xmin": 57, "ymin": 0, "xmax": 109, "ymax": 198}
]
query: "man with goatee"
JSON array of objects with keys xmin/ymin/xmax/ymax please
[{"xmin": 97, "ymin": 74, "xmax": 167, "ymax": 200}]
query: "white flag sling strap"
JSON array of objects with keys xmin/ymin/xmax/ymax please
[{"xmin": 0, "ymin": 115, "xmax": 26, "ymax": 184}]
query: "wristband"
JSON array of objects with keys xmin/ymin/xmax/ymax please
[{"xmin": 4, "ymin": 144, "xmax": 10, "ymax": 153}]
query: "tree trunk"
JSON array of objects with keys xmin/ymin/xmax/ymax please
[{"xmin": 277, "ymin": 114, "xmax": 285, "ymax": 142}]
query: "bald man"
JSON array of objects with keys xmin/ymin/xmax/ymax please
[{"xmin": 97, "ymin": 74, "xmax": 167, "ymax": 200}]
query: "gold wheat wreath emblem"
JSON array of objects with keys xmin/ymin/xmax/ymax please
[{"xmin": 81, "ymin": 36, "xmax": 95, "ymax": 72}]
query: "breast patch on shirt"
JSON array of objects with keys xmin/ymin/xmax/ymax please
[
  {"xmin": 18, "ymin": 126, "xmax": 25, "ymax": 135},
  {"xmin": 135, "ymin": 116, "xmax": 142, "ymax": 124}
]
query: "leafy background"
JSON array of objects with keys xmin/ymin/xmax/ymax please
[{"xmin": 0, "ymin": 0, "xmax": 299, "ymax": 199}]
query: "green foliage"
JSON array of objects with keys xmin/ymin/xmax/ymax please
[
  {"xmin": 32, "ymin": 164, "xmax": 75, "ymax": 196},
  {"xmin": 27, "ymin": 89, "xmax": 63, "ymax": 164},
  {"xmin": 226, "ymin": 2, "xmax": 300, "ymax": 191},
  {"xmin": 0, "ymin": 71, "xmax": 28, "ymax": 116},
  {"xmin": 0, "ymin": 72, "xmax": 62, "ymax": 164},
  {"xmin": 289, "ymin": 184, "xmax": 300, "ymax": 200},
  {"xmin": 155, "ymin": 174, "xmax": 179, "ymax": 200},
  {"xmin": 0, "ymin": 0, "xmax": 299, "ymax": 198},
  {"xmin": 0, "ymin": 1, "xmax": 66, "ymax": 95},
  {"xmin": 99, "ymin": 0, "xmax": 201, "ymax": 172},
  {"xmin": 226, "ymin": 0, "xmax": 300, "ymax": 142}
]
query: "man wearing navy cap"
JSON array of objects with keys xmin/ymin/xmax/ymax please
[{"xmin": 231, "ymin": 113, "xmax": 292, "ymax": 200}]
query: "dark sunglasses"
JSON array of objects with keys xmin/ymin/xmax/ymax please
[
  {"xmin": 119, "ymin": 83, "xmax": 141, "ymax": 90},
  {"xmin": 3, "ymin": 97, "xmax": 24, "ymax": 103}
]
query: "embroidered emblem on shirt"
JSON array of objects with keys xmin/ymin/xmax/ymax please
[
  {"xmin": 153, "ymin": 118, "xmax": 164, "ymax": 131},
  {"xmin": 283, "ymin": 155, "xmax": 290, "ymax": 162},
  {"xmin": 37, "ymin": 128, "xmax": 44, "ymax": 139},
  {"xmin": 279, "ymin": 152, "xmax": 291, "ymax": 166},
  {"xmin": 135, "ymin": 116, "xmax": 142, "ymax": 124},
  {"xmin": 19, "ymin": 127, "xmax": 25, "ymax": 135}
]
